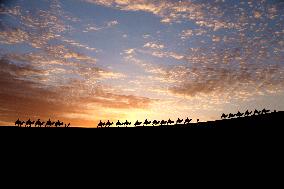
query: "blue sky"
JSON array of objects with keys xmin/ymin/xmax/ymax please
[{"xmin": 0, "ymin": 0, "xmax": 283, "ymax": 127}]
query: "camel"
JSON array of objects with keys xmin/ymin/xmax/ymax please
[
  {"xmin": 134, "ymin": 120, "xmax": 142, "ymax": 127},
  {"xmin": 19, "ymin": 121, "xmax": 25, "ymax": 127},
  {"xmin": 25, "ymin": 119, "xmax": 35, "ymax": 127},
  {"xmin": 228, "ymin": 113, "xmax": 235, "ymax": 118},
  {"xmin": 261, "ymin": 109, "xmax": 270, "ymax": 114},
  {"xmin": 176, "ymin": 118, "xmax": 183, "ymax": 124},
  {"xmin": 35, "ymin": 119, "xmax": 45, "ymax": 127},
  {"xmin": 152, "ymin": 120, "xmax": 160, "ymax": 126},
  {"xmin": 105, "ymin": 120, "xmax": 113, "ymax": 127},
  {"xmin": 116, "ymin": 120, "xmax": 123, "ymax": 127},
  {"xmin": 244, "ymin": 110, "xmax": 252, "ymax": 117},
  {"xmin": 235, "ymin": 111, "xmax": 244, "ymax": 118},
  {"xmin": 160, "ymin": 120, "xmax": 167, "ymax": 126},
  {"xmin": 254, "ymin": 109, "xmax": 260, "ymax": 115},
  {"xmin": 97, "ymin": 120, "xmax": 105, "ymax": 128},
  {"xmin": 167, "ymin": 119, "xmax": 174, "ymax": 125},
  {"xmin": 221, "ymin": 113, "xmax": 228, "ymax": 119},
  {"xmin": 65, "ymin": 123, "xmax": 71, "ymax": 127},
  {"xmin": 38, "ymin": 121, "xmax": 45, "ymax": 127},
  {"xmin": 143, "ymin": 119, "xmax": 151, "ymax": 126},
  {"xmin": 15, "ymin": 119, "xmax": 25, "ymax": 127},
  {"xmin": 184, "ymin": 117, "xmax": 192, "ymax": 124},
  {"xmin": 54, "ymin": 120, "xmax": 63, "ymax": 127},
  {"xmin": 35, "ymin": 119, "xmax": 41, "ymax": 127},
  {"xmin": 123, "ymin": 120, "xmax": 131, "ymax": 127},
  {"xmin": 45, "ymin": 119, "xmax": 55, "ymax": 127}
]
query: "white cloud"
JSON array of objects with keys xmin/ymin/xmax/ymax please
[{"xmin": 144, "ymin": 42, "xmax": 164, "ymax": 49}]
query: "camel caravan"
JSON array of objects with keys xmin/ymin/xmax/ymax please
[
  {"xmin": 97, "ymin": 117, "xmax": 195, "ymax": 128},
  {"xmin": 15, "ymin": 118, "xmax": 71, "ymax": 128},
  {"xmin": 221, "ymin": 109, "xmax": 276, "ymax": 119}
]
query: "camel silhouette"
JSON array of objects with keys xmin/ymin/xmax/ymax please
[
  {"xmin": 235, "ymin": 111, "xmax": 244, "ymax": 118},
  {"xmin": 97, "ymin": 120, "xmax": 105, "ymax": 128},
  {"xmin": 15, "ymin": 119, "xmax": 25, "ymax": 127},
  {"xmin": 167, "ymin": 119, "xmax": 174, "ymax": 125},
  {"xmin": 254, "ymin": 109, "xmax": 260, "ymax": 115},
  {"xmin": 244, "ymin": 110, "xmax": 252, "ymax": 117},
  {"xmin": 35, "ymin": 119, "xmax": 45, "ymax": 127},
  {"xmin": 25, "ymin": 119, "xmax": 35, "ymax": 127},
  {"xmin": 134, "ymin": 120, "xmax": 142, "ymax": 127},
  {"xmin": 261, "ymin": 109, "xmax": 270, "ymax": 114},
  {"xmin": 45, "ymin": 119, "xmax": 55, "ymax": 127},
  {"xmin": 176, "ymin": 118, "xmax": 183, "ymax": 124},
  {"xmin": 55, "ymin": 120, "xmax": 63, "ymax": 127},
  {"xmin": 228, "ymin": 113, "xmax": 235, "ymax": 119},
  {"xmin": 123, "ymin": 120, "xmax": 131, "ymax": 127},
  {"xmin": 65, "ymin": 123, "xmax": 71, "ymax": 127},
  {"xmin": 152, "ymin": 120, "xmax": 160, "ymax": 126},
  {"xmin": 39, "ymin": 121, "xmax": 45, "ymax": 127},
  {"xmin": 105, "ymin": 120, "xmax": 113, "ymax": 127},
  {"xmin": 116, "ymin": 120, "xmax": 123, "ymax": 127},
  {"xmin": 143, "ymin": 119, "xmax": 151, "ymax": 126},
  {"xmin": 184, "ymin": 117, "xmax": 192, "ymax": 124},
  {"xmin": 160, "ymin": 120, "xmax": 167, "ymax": 125},
  {"xmin": 221, "ymin": 113, "xmax": 228, "ymax": 119}
]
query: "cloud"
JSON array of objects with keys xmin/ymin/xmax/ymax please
[
  {"xmin": 123, "ymin": 46, "xmax": 184, "ymax": 61},
  {"xmin": 143, "ymin": 42, "xmax": 164, "ymax": 49},
  {"xmin": 61, "ymin": 38, "xmax": 98, "ymax": 52},
  {"xmin": 143, "ymin": 34, "xmax": 151, "ymax": 39},
  {"xmin": 84, "ymin": 20, "xmax": 118, "ymax": 32},
  {"xmin": 0, "ymin": 28, "xmax": 29, "ymax": 44},
  {"xmin": 124, "ymin": 48, "xmax": 135, "ymax": 54},
  {"xmin": 0, "ymin": 58, "xmax": 154, "ymax": 126},
  {"xmin": 0, "ymin": 2, "xmax": 66, "ymax": 48},
  {"xmin": 151, "ymin": 51, "xmax": 184, "ymax": 60},
  {"xmin": 0, "ymin": 58, "xmax": 82, "ymax": 122},
  {"xmin": 180, "ymin": 29, "xmax": 208, "ymax": 40},
  {"xmin": 84, "ymin": 0, "xmax": 284, "ymax": 38},
  {"xmin": 162, "ymin": 63, "xmax": 284, "ymax": 100},
  {"xmin": 107, "ymin": 20, "xmax": 118, "ymax": 27},
  {"xmin": 0, "ymin": 1, "xmax": 157, "ymax": 126}
]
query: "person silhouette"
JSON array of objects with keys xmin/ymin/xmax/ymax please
[
  {"xmin": 15, "ymin": 118, "xmax": 21, "ymax": 127},
  {"xmin": 106, "ymin": 120, "xmax": 113, "ymax": 127},
  {"xmin": 25, "ymin": 118, "xmax": 31, "ymax": 127},
  {"xmin": 116, "ymin": 120, "xmax": 122, "ymax": 127},
  {"xmin": 35, "ymin": 119, "xmax": 41, "ymax": 127}
]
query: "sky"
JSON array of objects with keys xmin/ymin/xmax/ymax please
[{"xmin": 0, "ymin": 0, "xmax": 283, "ymax": 127}]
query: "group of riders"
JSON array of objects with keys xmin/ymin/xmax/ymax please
[
  {"xmin": 15, "ymin": 118, "xmax": 70, "ymax": 128},
  {"xmin": 97, "ymin": 117, "xmax": 195, "ymax": 128},
  {"xmin": 14, "ymin": 108, "xmax": 275, "ymax": 128},
  {"xmin": 98, "ymin": 108, "xmax": 276, "ymax": 128},
  {"xmin": 221, "ymin": 109, "xmax": 275, "ymax": 119}
]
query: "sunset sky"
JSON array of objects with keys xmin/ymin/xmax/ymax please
[{"xmin": 0, "ymin": 0, "xmax": 284, "ymax": 127}]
